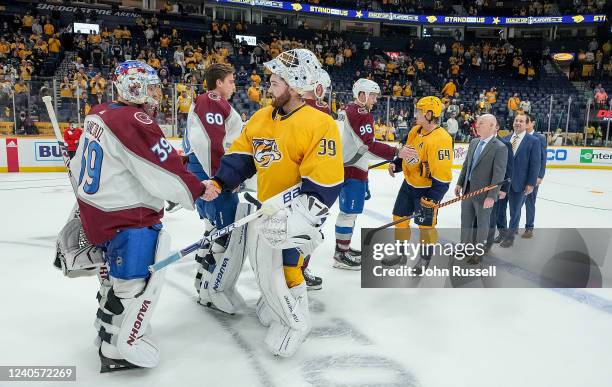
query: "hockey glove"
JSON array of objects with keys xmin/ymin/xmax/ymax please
[
  {"xmin": 259, "ymin": 195, "xmax": 329, "ymax": 256},
  {"xmin": 414, "ymin": 197, "xmax": 438, "ymax": 227}
]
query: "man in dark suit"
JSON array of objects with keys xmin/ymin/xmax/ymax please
[
  {"xmin": 522, "ymin": 112, "xmax": 547, "ymax": 238},
  {"xmin": 486, "ymin": 125, "xmax": 514, "ymax": 253},
  {"xmin": 456, "ymin": 114, "xmax": 508, "ymax": 264},
  {"xmin": 498, "ymin": 113, "xmax": 541, "ymax": 247}
]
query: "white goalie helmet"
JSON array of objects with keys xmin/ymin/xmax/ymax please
[
  {"xmin": 113, "ymin": 60, "xmax": 161, "ymax": 106},
  {"xmin": 312, "ymin": 68, "xmax": 331, "ymax": 99},
  {"xmin": 264, "ymin": 49, "xmax": 319, "ymax": 95},
  {"xmin": 353, "ymin": 78, "xmax": 380, "ymax": 102}
]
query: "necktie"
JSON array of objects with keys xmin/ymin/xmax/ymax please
[
  {"xmin": 468, "ymin": 140, "xmax": 485, "ymax": 181},
  {"xmin": 511, "ymin": 135, "xmax": 519, "ymax": 154}
]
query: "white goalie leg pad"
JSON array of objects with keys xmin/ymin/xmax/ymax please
[
  {"xmin": 255, "ymin": 296, "xmax": 278, "ymax": 327},
  {"xmin": 265, "ymin": 282, "xmax": 310, "ymax": 357},
  {"xmin": 96, "ymin": 230, "xmax": 169, "ymax": 368},
  {"xmin": 198, "ymin": 203, "xmax": 254, "ymax": 314},
  {"xmin": 194, "ymin": 219, "xmax": 214, "ymax": 292},
  {"xmin": 248, "ymin": 222, "xmax": 310, "ymax": 356}
]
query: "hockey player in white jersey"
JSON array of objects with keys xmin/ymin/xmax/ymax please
[
  {"xmin": 68, "ymin": 61, "xmax": 207, "ymax": 372},
  {"xmin": 182, "ymin": 63, "xmax": 248, "ymax": 314},
  {"xmin": 333, "ymin": 79, "xmax": 410, "ymax": 269}
]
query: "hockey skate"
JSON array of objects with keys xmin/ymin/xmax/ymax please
[
  {"xmin": 333, "ymin": 247, "xmax": 361, "ymax": 270},
  {"xmin": 165, "ymin": 201, "xmax": 183, "ymax": 213},
  {"xmin": 99, "ymin": 347, "xmax": 141, "ymax": 373},
  {"xmin": 302, "ymin": 267, "xmax": 322, "ymax": 290},
  {"xmin": 411, "ymin": 257, "xmax": 431, "ymax": 275},
  {"xmin": 381, "ymin": 254, "xmax": 408, "ymax": 267}
]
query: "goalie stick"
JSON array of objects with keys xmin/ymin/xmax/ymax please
[
  {"xmin": 148, "ymin": 183, "xmax": 301, "ymax": 273},
  {"xmin": 363, "ymin": 178, "xmax": 511, "ymax": 245},
  {"xmin": 42, "ymin": 96, "xmax": 78, "ymax": 192}
]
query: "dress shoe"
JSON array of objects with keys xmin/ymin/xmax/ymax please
[
  {"xmin": 500, "ymin": 238, "xmax": 514, "ymax": 248},
  {"xmin": 521, "ymin": 229, "xmax": 534, "ymax": 239}
]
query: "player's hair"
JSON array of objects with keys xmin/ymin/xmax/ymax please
[
  {"xmin": 526, "ymin": 112, "xmax": 536, "ymax": 123},
  {"xmin": 205, "ymin": 63, "xmax": 235, "ymax": 91},
  {"xmin": 515, "ymin": 112, "xmax": 528, "ymax": 122}
]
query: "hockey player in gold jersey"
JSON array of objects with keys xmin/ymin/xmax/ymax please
[
  {"xmin": 202, "ymin": 49, "xmax": 343, "ymax": 357},
  {"xmin": 386, "ymin": 96, "xmax": 453, "ymax": 273}
]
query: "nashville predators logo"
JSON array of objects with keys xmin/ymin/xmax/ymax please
[
  {"xmin": 426, "ymin": 15, "xmax": 437, "ymax": 23},
  {"xmin": 292, "ymin": 3, "xmax": 302, "ymax": 11},
  {"xmin": 253, "ymin": 138, "xmax": 282, "ymax": 167},
  {"xmin": 572, "ymin": 15, "xmax": 584, "ymax": 23}
]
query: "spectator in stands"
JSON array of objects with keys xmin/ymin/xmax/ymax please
[
  {"xmin": 507, "ymin": 93, "xmax": 520, "ymax": 120},
  {"xmin": 519, "ymin": 97, "xmax": 531, "ymax": 114},
  {"xmin": 176, "ymin": 90, "xmax": 191, "ymax": 137},
  {"xmin": 250, "ymin": 70, "xmax": 261, "ymax": 87},
  {"xmin": 445, "ymin": 113, "xmax": 459, "ymax": 142},
  {"xmin": 441, "ymin": 79, "xmax": 457, "ymax": 98},
  {"xmin": 446, "ymin": 99, "xmax": 460, "ymax": 120},
  {"xmin": 14, "ymin": 79, "xmax": 28, "ymax": 109},
  {"xmin": 247, "ymin": 82, "xmax": 261, "ymax": 104},
  {"xmin": 595, "ymin": 87, "xmax": 608, "ymax": 108},
  {"xmin": 485, "ymin": 87, "xmax": 497, "ymax": 106},
  {"xmin": 16, "ymin": 110, "xmax": 37, "ymax": 135}
]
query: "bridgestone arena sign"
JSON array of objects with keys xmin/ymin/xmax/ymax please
[{"xmin": 36, "ymin": 3, "xmax": 141, "ymax": 19}]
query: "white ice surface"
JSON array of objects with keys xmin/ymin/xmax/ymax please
[{"xmin": 1, "ymin": 169, "xmax": 612, "ymax": 387}]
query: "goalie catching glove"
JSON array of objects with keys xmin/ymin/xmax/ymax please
[
  {"xmin": 259, "ymin": 195, "xmax": 329, "ymax": 256},
  {"xmin": 414, "ymin": 197, "xmax": 438, "ymax": 227}
]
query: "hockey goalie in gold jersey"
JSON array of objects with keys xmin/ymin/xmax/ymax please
[
  {"xmin": 202, "ymin": 49, "xmax": 343, "ymax": 357},
  {"xmin": 386, "ymin": 96, "xmax": 453, "ymax": 273}
]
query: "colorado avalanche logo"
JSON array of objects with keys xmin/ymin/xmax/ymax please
[
  {"xmin": 253, "ymin": 138, "xmax": 282, "ymax": 167},
  {"xmin": 134, "ymin": 112, "xmax": 153, "ymax": 125}
]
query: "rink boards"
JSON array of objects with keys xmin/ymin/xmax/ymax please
[{"xmin": 1, "ymin": 137, "xmax": 612, "ymax": 172}]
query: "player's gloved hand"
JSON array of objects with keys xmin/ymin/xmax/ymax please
[
  {"xmin": 414, "ymin": 197, "xmax": 438, "ymax": 227},
  {"xmin": 202, "ymin": 180, "xmax": 221, "ymax": 201},
  {"xmin": 259, "ymin": 195, "xmax": 329, "ymax": 256},
  {"xmin": 364, "ymin": 181, "xmax": 371, "ymax": 200},
  {"xmin": 398, "ymin": 145, "xmax": 419, "ymax": 164}
]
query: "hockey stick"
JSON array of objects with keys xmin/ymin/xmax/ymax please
[
  {"xmin": 363, "ymin": 178, "xmax": 511, "ymax": 245},
  {"xmin": 42, "ymin": 96, "xmax": 77, "ymax": 193},
  {"xmin": 148, "ymin": 209, "xmax": 264, "ymax": 273},
  {"xmin": 367, "ymin": 137, "xmax": 408, "ymax": 170},
  {"xmin": 148, "ymin": 183, "xmax": 301, "ymax": 273},
  {"xmin": 368, "ymin": 158, "xmax": 394, "ymax": 169}
]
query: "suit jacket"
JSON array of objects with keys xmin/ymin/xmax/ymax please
[
  {"xmin": 499, "ymin": 136, "xmax": 514, "ymax": 194},
  {"xmin": 457, "ymin": 136, "xmax": 508, "ymax": 201},
  {"xmin": 504, "ymin": 132, "xmax": 541, "ymax": 192},
  {"xmin": 530, "ymin": 131, "xmax": 547, "ymax": 179}
]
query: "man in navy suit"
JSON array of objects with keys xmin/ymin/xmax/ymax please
[
  {"xmin": 521, "ymin": 112, "xmax": 547, "ymax": 238},
  {"xmin": 498, "ymin": 113, "xmax": 541, "ymax": 248}
]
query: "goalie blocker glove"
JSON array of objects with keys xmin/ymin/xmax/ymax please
[{"xmin": 259, "ymin": 194, "xmax": 329, "ymax": 257}]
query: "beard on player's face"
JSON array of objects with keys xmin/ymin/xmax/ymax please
[{"xmin": 271, "ymin": 87, "xmax": 291, "ymax": 108}]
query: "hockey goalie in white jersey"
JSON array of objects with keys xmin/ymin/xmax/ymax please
[{"xmin": 68, "ymin": 61, "xmax": 206, "ymax": 372}]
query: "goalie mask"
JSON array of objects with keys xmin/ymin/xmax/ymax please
[
  {"xmin": 264, "ymin": 49, "xmax": 319, "ymax": 95},
  {"xmin": 113, "ymin": 60, "xmax": 161, "ymax": 112}
]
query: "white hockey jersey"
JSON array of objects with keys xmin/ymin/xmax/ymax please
[
  {"xmin": 183, "ymin": 91, "xmax": 243, "ymax": 179},
  {"xmin": 339, "ymin": 103, "xmax": 397, "ymax": 181},
  {"xmin": 70, "ymin": 102, "xmax": 204, "ymax": 244}
]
